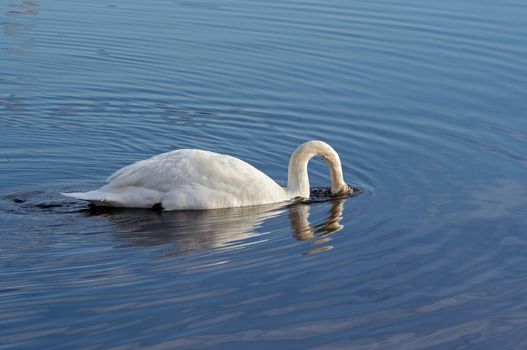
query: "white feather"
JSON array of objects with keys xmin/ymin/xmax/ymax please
[{"xmin": 61, "ymin": 141, "xmax": 351, "ymax": 210}]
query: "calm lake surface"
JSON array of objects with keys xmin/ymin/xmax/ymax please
[{"xmin": 1, "ymin": 0, "xmax": 527, "ymax": 348}]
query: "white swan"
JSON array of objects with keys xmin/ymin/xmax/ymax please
[{"xmin": 62, "ymin": 140, "xmax": 352, "ymax": 210}]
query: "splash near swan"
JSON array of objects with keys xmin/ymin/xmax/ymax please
[{"xmin": 62, "ymin": 140, "xmax": 353, "ymax": 210}]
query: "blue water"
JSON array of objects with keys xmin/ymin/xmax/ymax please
[{"xmin": 1, "ymin": 0, "xmax": 527, "ymax": 348}]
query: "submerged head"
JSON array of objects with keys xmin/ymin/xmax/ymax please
[
  {"xmin": 287, "ymin": 140, "xmax": 352, "ymax": 198},
  {"xmin": 331, "ymin": 182, "xmax": 353, "ymax": 197}
]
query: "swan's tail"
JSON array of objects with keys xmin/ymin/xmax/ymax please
[
  {"xmin": 61, "ymin": 190, "xmax": 124, "ymax": 207},
  {"xmin": 61, "ymin": 187, "xmax": 161, "ymax": 208}
]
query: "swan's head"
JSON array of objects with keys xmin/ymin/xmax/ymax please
[{"xmin": 331, "ymin": 183, "xmax": 353, "ymax": 197}]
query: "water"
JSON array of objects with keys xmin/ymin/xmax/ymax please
[{"xmin": 1, "ymin": 0, "xmax": 527, "ymax": 348}]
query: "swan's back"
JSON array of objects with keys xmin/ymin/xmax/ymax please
[{"xmin": 86, "ymin": 149, "xmax": 288, "ymax": 209}]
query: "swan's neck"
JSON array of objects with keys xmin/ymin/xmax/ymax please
[{"xmin": 286, "ymin": 141, "xmax": 350, "ymax": 198}]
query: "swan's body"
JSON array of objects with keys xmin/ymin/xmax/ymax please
[{"xmin": 62, "ymin": 140, "xmax": 351, "ymax": 210}]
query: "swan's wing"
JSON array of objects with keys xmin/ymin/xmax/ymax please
[
  {"xmin": 107, "ymin": 149, "xmax": 193, "ymax": 185},
  {"xmin": 105, "ymin": 149, "xmax": 283, "ymax": 196}
]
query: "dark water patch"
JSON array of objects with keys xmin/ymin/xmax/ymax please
[
  {"xmin": 306, "ymin": 185, "xmax": 361, "ymax": 203},
  {"xmin": 2, "ymin": 189, "xmax": 88, "ymax": 216},
  {"xmin": 35, "ymin": 202, "xmax": 63, "ymax": 209}
]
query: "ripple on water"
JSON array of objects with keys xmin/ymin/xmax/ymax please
[{"xmin": 1, "ymin": 0, "xmax": 527, "ymax": 348}]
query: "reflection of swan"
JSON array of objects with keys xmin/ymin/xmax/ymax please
[
  {"xmin": 63, "ymin": 141, "xmax": 352, "ymax": 210},
  {"xmin": 289, "ymin": 199, "xmax": 345, "ymax": 255},
  {"xmin": 91, "ymin": 203, "xmax": 285, "ymax": 252},
  {"xmin": 289, "ymin": 199, "xmax": 345, "ymax": 241},
  {"xmin": 90, "ymin": 198, "xmax": 347, "ymax": 255}
]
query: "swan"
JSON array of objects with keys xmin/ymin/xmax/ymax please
[{"xmin": 61, "ymin": 140, "xmax": 352, "ymax": 210}]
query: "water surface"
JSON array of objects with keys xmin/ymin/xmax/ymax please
[{"xmin": 1, "ymin": 0, "xmax": 527, "ymax": 348}]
